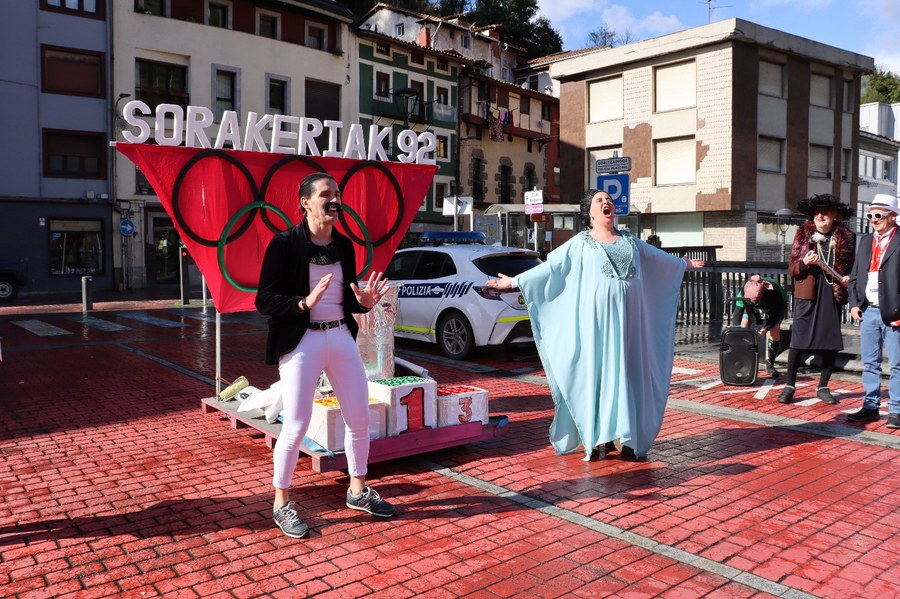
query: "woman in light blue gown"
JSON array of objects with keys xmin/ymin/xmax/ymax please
[{"xmin": 487, "ymin": 190, "xmax": 704, "ymax": 459}]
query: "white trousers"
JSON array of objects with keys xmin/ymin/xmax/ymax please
[{"xmin": 273, "ymin": 325, "xmax": 370, "ymax": 488}]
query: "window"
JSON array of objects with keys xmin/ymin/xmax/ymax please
[
  {"xmin": 810, "ymin": 73, "xmax": 832, "ymax": 108},
  {"xmin": 395, "ymin": 23, "xmax": 405, "ymax": 37},
  {"xmin": 375, "ymin": 42, "xmax": 390, "ymax": 56},
  {"xmin": 655, "ymin": 137, "xmax": 696, "ymax": 185},
  {"xmin": 257, "ymin": 12, "xmax": 279, "ymax": 39},
  {"xmin": 759, "ymin": 61, "xmax": 784, "ymax": 97},
  {"xmin": 139, "ymin": 0, "xmax": 164, "ymax": 16},
  {"xmin": 267, "ymin": 77, "xmax": 288, "ymax": 130},
  {"xmin": 385, "ymin": 251, "xmax": 420, "ymax": 279},
  {"xmin": 413, "ymin": 251, "xmax": 456, "ymax": 279},
  {"xmin": 48, "ymin": 219, "xmax": 104, "ymax": 276},
  {"xmin": 375, "ymin": 72, "xmax": 390, "ymax": 99},
  {"xmin": 461, "ymin": 35, "xmax": 471, "ymax": 49},
  {"xmin": 655, "ymin": 61, "xmax": 696, "ymax": 112},
  {"xmin": 842, "ymin": 148, "xmax": 852, "ymax": 181},
  {"xmin": 528, "ymin": 75, "xmax": 539, "ymax": 90},
  {"xmin": 214, "ymin": 70, "xmax": 236, "ymax": 122},
  {"xmin": 589, "ymin": 76, "xmax": 623, "ymax": 122},
  {"xmin": 525, "ymin": 167, "xmax": 537, "ymax": 191},
  {"xmin": 43, "ymin": 129, "xmax": 104, "ymax": 178},
  {"xmin": 478, "ymin": 82, "xmax": 490, "ymax": 102},
  {"xmin": 307, "ymin": 23, "xmax": 327, "ymax": 50},
  {"xmin": 435, "ymin": 86, "xmax": 449, "ymax": 105},
  {"xmin": 306, "ymin": 79, "xmax": 340, "ymax": 143},
  {"xmin": 808, "ymin": 144, "xmax": 832, "ymax": 178},
  {"xmin": 411, "ymin": 51, "xmax": 425, "ymax": 65},
  {"xmin": 843, "ymin": 80, "xmax": 854, "ymax": 113},
  {"xmin": 472, "ymin": 158, "xmax": 484, "ymax": 200},
  {"xmin": 135, "ymin": 166, "xmax": 155, "ymax": 195},
  {"xmin": 42, "ymin": 0, "xmax": 102, "ymax": 16},
  {"xmin": 136, "ymin": 59, "xmax": 188, "ymax": 109},
  {"xmin": 207, "ymin": 1, "xmax": 229, "ymax": 28},
  {"xmin": 42, "ymin": 45, "xmax": 104, "ymax": 98},
  {"xmin": 434, "ymin": 182, "xmax": 447, "ymax": 212},
  {"xmin": 541, "ymin": 101, "xmax": 551, "ymax": 121},
  {"xmin": 519, "ymin": 95, "xmax": 529, "ymax": 115},
  {"xmin": 436, "ymin": 135, "xmax": 448, "ymax": 159},
  {"xmin": 436, "ymin": 59, "xmax": 448, "ymax": 72},
  {"xmin": 500, "ymin": 165, "xmax": 512, "ymax": 203},
  {"xmin": 758, "ymin": 137, "xmax": 784, "ymax": 173}
]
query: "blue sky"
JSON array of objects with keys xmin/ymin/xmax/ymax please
[{"xmin": 538, "ymin": 0, "xmax": 900, "ymax": 73}]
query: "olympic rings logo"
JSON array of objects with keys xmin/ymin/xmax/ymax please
[{"xmin": 171, "ymin": 150, "xmax": 405, "ymax": 292}]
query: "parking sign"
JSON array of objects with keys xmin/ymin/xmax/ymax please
[{"xmin": 596, "ymin": 174, "xmax": 630, "ymax": 216}]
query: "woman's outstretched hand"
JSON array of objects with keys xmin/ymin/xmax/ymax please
[{"xmin": 486, "ymin": 273, "xmax": 516, "ymax": 290}]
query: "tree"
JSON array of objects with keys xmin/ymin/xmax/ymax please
[
  {"xmin": 861, "ymin": 66, "xmax": 900, "ymax": 104},
  {"xmin": 586, "ymin": 22, "xmax": 635, "ymax": 47}
]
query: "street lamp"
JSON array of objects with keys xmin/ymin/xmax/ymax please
[
  {"xmin": 391, "ymin": 87, "xmax": 419, "ymax": 129},
  {"xmin": 774, "ymin": 208, "xmax": 794, "ymax": 262}
]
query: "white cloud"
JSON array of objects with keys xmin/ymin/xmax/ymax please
[
  {"xmin": 537, "ymin": 1, "xmax": 682, "ymax": 50},
  {"xmin": 858, "ymin": 0, "xmax": 900, "ymax": 72}
]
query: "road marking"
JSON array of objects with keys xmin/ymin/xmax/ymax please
[
  {"xmin": 416, "ymin": 458, "xmax": 818, "ymax": 599},
  {"xmin": 11, "ymin": 320, "xmax": 71, "ymax": 336},
  {"xmin": 672, "ymin": 366, "xmax": 703, "ymax": 375},
  {"xmin": 66, "ymin": 315, "xmax": 131, "ymax": 332},
  {"xmin": 841, "ymin": 401, "xmax": 888, "ymax": 415},
  {"xmin": 117, "ymin": 313, "xmax": 189, "ymax": 328}
]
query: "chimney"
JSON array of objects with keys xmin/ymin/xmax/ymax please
[{"xmin": 419, "ymin": 26, "xmax": 431, "ymax": 48}]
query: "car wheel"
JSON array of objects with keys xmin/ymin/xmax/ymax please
[
  {"xmin": 0, "ymin": 277, "xmax": 17, "ymax": 302},
  {"xmin": 437, "ymin": 310, "xmax": 475, "ymax": 360}
]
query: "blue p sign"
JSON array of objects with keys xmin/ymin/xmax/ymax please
[{"xmin": 597, "ymin": 174, "xmax": 630, "ymax": 216}]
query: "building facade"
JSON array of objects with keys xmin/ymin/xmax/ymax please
[
  {"xmin": 0, "ymin": 1, "xmax": 113, "ymax": 296},
  {"xmin": 112, "ymin": 0, "xmax": 357, "ymax": 290},
  {"xmin": 355, "ymin": 4, "xmax": 561, "ymax": 249},
  {"xmin": 857, "ymin": 101, "xmax": 900, "ymax": 232},
  {"xmin": 550, "ymin": 19, "xmax": 874, "ymax": 260}
]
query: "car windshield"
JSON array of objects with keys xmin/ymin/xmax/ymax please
[{"xmin": 473, "ymin": 254, "xmax": 542, "ymax": 278}]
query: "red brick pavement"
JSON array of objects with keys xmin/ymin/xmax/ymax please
[{"xmin": 1, "ymin": 306, "xmax": 898, "ymax": 598}]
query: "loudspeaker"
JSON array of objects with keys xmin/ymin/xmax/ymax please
[{"xmin": 719, "ymin": 327, "xmax": 759, "ymax": 386}]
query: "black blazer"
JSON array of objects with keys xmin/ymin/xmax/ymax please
[
  {"xmin": 255, "ymin": 221, "xmax": 367, "ymax": 365},
  {"xmin": 849, "ymin": 227, "xmax": 900, "ymax": 324}
]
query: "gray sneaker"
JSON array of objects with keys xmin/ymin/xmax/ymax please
[
  {"xmin": 346, "ymin": 486, "xmax": 396, "ymax": 518},
  {"xmin": 273, "ymin": 501, "xmax": 309, "ymax": 538}
]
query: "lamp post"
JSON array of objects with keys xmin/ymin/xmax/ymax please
[
  {"xmin": 391, "ymin": 87, "xmax": 419, "ymax": 129},
  {"xmin": 112, "ymin": 93, "xmax": 131, "ymax": 290},
  {"xmin": 774, "ymin": 208, "xmax": 794, "ymax": 262}
]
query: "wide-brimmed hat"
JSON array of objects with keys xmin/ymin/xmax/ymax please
[
  {"xmin": 796, "ymin": 193, "xmax": 853, "ymax": 219},
  {"xmin": 869, "ymin": 193, "xmax": 900, "ymax": 215}
]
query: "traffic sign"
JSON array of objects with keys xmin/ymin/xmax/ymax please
[
  {"xmin": 597, "ymin": 174, "xmax": 630, "ymax": 216},
  {"xmin": 524, "ymin": 203, "xmax": 544, "ymax": 215},
  {"xmin": 595, "ymin": 156, "xmax": 631, "ymax": 174},
  {"xmin": 119, "ymin": 219, "xmax": 135, "ymax": 236},
  {"xmin": 524, "ymin": 189, "xmax": 544, "ymax": 205}
]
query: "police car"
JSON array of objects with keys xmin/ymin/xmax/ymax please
[{"xmin": 385, "ymin": 231, "xmax": 542, "ymax": 360}]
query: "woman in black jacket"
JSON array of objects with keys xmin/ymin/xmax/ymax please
[{"xmin": 256, "ymin": 172, "xmax": 393, "ymax": 538}]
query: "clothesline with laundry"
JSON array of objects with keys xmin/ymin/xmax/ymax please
[{"xmin": 477, "ymin": 100, "xmax": 517, "ymax": 141}]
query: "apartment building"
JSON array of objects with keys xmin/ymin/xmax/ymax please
[
  {"xmin": 857, "ymin": 101, "xmax": 900, "ymax": 232},
  {"xmin": 550, "ymin": 19, "xmax": 874, "ymax": 260},
  {"xmin": 112, "ymin": 0, "xmax": 356, "ymax": 289},
  {"xmin": 354, "ymin": 4, "xmax": 560, "ymax": 247},
  {"xmin": 0, "ymin": 1, "xmax": 112, "ymax": 296}
]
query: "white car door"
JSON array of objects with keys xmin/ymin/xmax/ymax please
[{"xmin": 396, "ymin": 250, "xmax": 459, "ymax": 341}]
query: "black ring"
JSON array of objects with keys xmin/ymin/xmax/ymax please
[{"xmin": 338, "ymin": 160, "xmax": 404, "ymax": 247}]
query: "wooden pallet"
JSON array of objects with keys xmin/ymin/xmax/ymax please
[{"xmin": 201, "ymin": 396, "xmax": 508, "ymax": 473}]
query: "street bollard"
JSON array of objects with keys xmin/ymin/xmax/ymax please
[{"xmin": 81, "ymin": 276, "xmax": 93, "ymax": 311}]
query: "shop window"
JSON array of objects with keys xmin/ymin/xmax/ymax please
[
  {"xmin": 49, "ymin": 219, "xmax": 104, "ymax": 276},
  {"xmin": 42, "ymin": 45, "xmax": 105, "ymax": 98},
  {"xmin": 43, "ymin": 129, "xmax": 105, "ymax": 178}
]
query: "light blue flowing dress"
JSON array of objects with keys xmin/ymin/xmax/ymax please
[{"xmin": 516, "ymin": 230, "xmax": 687, "ymax": 458}]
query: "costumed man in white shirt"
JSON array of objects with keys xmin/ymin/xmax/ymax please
[{"xmin": 847, "ymin": 194, "xmax": 900, "ymax": 427}]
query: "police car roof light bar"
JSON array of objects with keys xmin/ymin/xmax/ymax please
[{"xmin": 419, "ymin": 231, "xmax": 486, "ymax": 245}]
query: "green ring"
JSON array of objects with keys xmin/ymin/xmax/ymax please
[
  {"xmin": 219, "ymin": 202, "xmax": 293, "ymax": 292},
  {"xmin": 340, "ymin": 204, "xmax": 374, "ymax": 278}
]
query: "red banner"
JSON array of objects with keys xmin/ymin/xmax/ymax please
[{"xmin": 116, "ymin": 143, "xmax": 436, "ymax": 313}]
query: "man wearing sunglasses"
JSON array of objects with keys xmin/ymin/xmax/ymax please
[{"xmin": 848, "ymin": 194, "xmax": 900, "ymax": 427}]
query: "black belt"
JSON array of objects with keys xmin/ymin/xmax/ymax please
[{"xmin": 308, "ymin": 318, "xmax": 346, "ymax": 330}]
